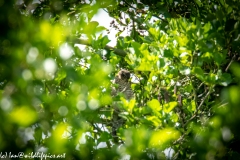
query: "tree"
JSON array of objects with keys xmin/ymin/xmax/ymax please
[{"xmin": 1, "ymin": 0, "xmax": 240, "ymax": 159}]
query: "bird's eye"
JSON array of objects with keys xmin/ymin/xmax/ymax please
[{"xmin": 122, "ymin": 72, "xmax": 130, "ymax": 79}]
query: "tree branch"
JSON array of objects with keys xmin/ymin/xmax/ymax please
[
  {"xmin": 225, "ymin": 51, "xmax": 235, "ymax": 72},
  {"xmin": 74, "ymin": 38, "xmax": 127, "ymax": 57}
]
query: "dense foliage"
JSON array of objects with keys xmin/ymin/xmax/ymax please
[{"xmin": 1, "ymin": 0, "xmax": 240, "ymax": 159}]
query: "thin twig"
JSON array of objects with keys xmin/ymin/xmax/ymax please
[
  {"xmin": 183, "ymin": 88, "xmax": 212, "ymax": 128},
  {"xmin": 225, "ymin": 53, "xmax": 236, "ymax": 72}
]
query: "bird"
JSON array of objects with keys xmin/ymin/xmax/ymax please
[
  {"xmin": 111, "ymin": 69, "xmax": 134, "ymax": 143},
  {"xmin": 111, "ymin": 69, "xmax": 134, "ymax": 100}
]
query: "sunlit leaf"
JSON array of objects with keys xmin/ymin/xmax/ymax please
[
  {"xmin": 147, "ymin": 99, "xmax": 161, "ymax": 112},
  {"xmin": 149, "ymin": 128, "xmax": 181, "ymax": 148},
  {"xmin": 149, "ymin": 28, "xmax": 160, "ymax": 40},
  {"xmin": 9, "ymin": 106, "xmax": 37, "ymax": 126},
  {"xmin": 170, "ymin": 113, "xmax": 179, "ymax": 122},
  {"xmin": 146, "ymin": 116, "xmax": 162, "ymax": 127},
  {"xmin": 187, "ymin": 100, "xmax": 196, "ymax": 112},
  {"xmin": 48, "ymin": 123, "xmax": 68, "ymax": 153},
  {"xmin": 163, "ymin": 102, "xmax": 178, "ymax": 113},
  {"xmin": 40, "ymin": 21, "xmax": 64, "ymax": 46},
  {"xmin": 131, "ymin": 41, "xmax": 141, "ymax": 56},
  {"xmin": 203, "ymin": 22, "xmax": 211, "ymax": 33},
  {"xmin": 83, "ymin": 21, "xmax": 99, "ymax": 36},
  {"xmin": 96, "ymin": 26, "xmax": 106, "ymax": 33}
]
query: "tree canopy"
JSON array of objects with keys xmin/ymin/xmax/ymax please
[{"xmin": 1, "ymin": 0, "xmax": 240, "ymax": 159}]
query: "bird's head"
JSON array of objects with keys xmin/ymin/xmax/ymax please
[{"xmin": 117, "ymin": 69, "xmax": 131, "ymax": 82}]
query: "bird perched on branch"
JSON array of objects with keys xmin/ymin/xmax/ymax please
[
  {"xmin": 111, "ymin": 69, "xmax": 134, "ymax": 100},
  {"xmin": 111, "ymin": 69, "xmax": 134, "ymax": 143}
]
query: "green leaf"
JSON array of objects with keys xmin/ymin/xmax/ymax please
[
  {"xmin": 116, "ymin": 36, "xmax": 125, "ymax": 49},
  {"xmin": 147, "ymin": 99, "xmax": 161, "ymax": 112},
  {"xmin": 192, "ymin": 67, "xmax": 204, "ymax": 81},
  {"xmin": 203, "ymin": 22, "xmax": 211, "ymax": 33},
  {"xmin": 179, "ymin": 66, "xmax": 191, "ymax": 75},
  {"xmin": 96, "ymin": 26, "xmax": 106, "ymax": 33},
  {"xmin": 136, "ymin": 61, "xmax": 153, "ymax": 71},
  {"xmin": 157, "ymin": 58, "xmax": 166, "ymax": 68},
  {"xmin": 99, "ymin": 131, "xmax": 111, "ymax": 142},
  {"xmin": 149, "ymin": 128, "xmax": 181, "ymax": 149},
  {"xmin": 100, "ymin": 35, "xmax": 110, "ymax": 47},
  {"xmin": 149, "ymin": 28, "xmax": 160, "ymax": 40},
  {"xmin": 213, "ymin": 52, "xmax": 224, "ymax": 66},
  {"xmin": 115, "ymin": 30, "xmax": 123, "ymax": 37},
  {"xmin": 163, "ymin": 102, "xmax": 178, "ymax": 113},
  {"xmin": 202, "ymin": 52, "xmax": 213, "ymax": 62},
  {"xmin": 195, "ymin": 0, "xmax": 202, "ymax": 6},
  {"xmin": 163, "ymin": 49, "xmax": 173, "ymax": 58},
  {"xmin": 146, "ymin": 116, "xmax": 162, "ymax": 127},
  {"xmin": 205, "ymin": 73, "xmax": 217, "ymax": 84},
  {"xmin": 131, "ymin": 41, "xmax": 141, "ymax": 56},
  {"xmin": 140, "ymin": 43, "xmax": 149, "ymax": 51},
  {"xmin": 218, "ymin": 73, "xmax": 232, "ymax": 86},
  {"xmin": 55, "ymin": 69, "xmax": 67, "ymax": 84},
  {"xmin": 143, "ymin": 35, "xmax": 153, "ymax": 43},
  {"xmin": 125, "ymin": 18, "xmax": 130, "ymax": 24},
  {"xmin": 187, "ymin": 100, "xmax": 196, "ymax": 112},
  {"xmin": 141, "ymin": 106, "xmax": 153, "ymax": 115},
  {"xmin": 9, "ymin": 106, "xmax": 37, "ymax": 126},
  {"xmin": 122, "ymin": 98, "xmax": 136, "ymax": 113},
  {"xmin": 227, "ymin": 6, "xmax": 233, "ymax": 14},
  {"xmin": 170, "ymin": 113, "xmax": 179, "ymax": 122},
  {"xmin": 34, "ymin": 127, "xmax": 42, "ymax": 143},
  {"xmin": 83, "ymin": 21, "xmax": 99, "ymax": 35}
]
